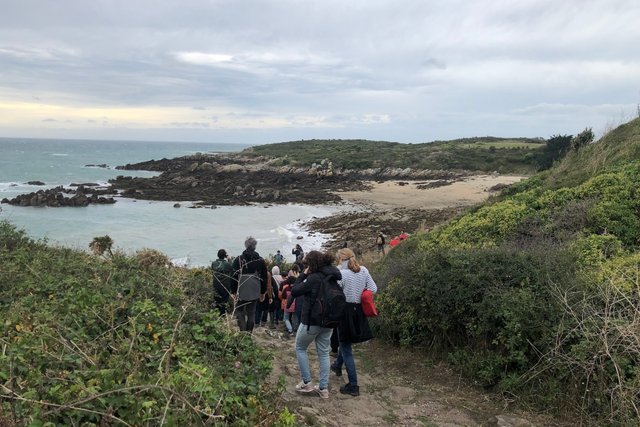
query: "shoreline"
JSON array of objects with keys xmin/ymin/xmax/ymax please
[{"xmin": 306, "ymin": 175, "xmax": 525, "ymax": 252}]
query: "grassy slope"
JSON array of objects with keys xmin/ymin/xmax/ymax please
[
  {"xmin": 0, "ymin": 224, "xmax": 283, "ymax": 426},
  {"xmin": 543, "ymin": 117, "xmax": 640, "ymax": 188},
  {"xmin": 241, "ymin": 137, "xmax": 545, "ymax": 174},
  {"xmin": 373, "ymin": 118, "xmax": 640, "ymax": 423}
]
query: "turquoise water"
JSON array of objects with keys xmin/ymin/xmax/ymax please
[{"xmin": 0, "ymin": 137, "xmax": 340, "ymax": 266}]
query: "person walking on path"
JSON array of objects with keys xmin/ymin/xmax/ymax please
[
  {"xmin": 331, "ymin": 248, "xmax": 377, "ymax": 397},
  {"xmin": 211, "ymin": 249, "xmax": 234, "ymax": 316},
  {"xmin": 269, "ymin": 265, "xmax": 285, "ymax": 328},
  {"xmin": 232, "ymin": 236, "xmax": 268, "ymax": 333},
  {"xmin": 280, "ymin": 276, "xmax": 297, "ymax": 335},
  {"xmin": 291, "ymin": 250, "xmax": 342, "ymax": 399}
]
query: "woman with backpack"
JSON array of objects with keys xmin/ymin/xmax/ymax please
[
  {"xmin": 331, "ymin": 248, "xmax": 377, "ymax": 397},
  {"xmin": 291, "ymin": 250, "xmax": 342, "ymax": 399}
]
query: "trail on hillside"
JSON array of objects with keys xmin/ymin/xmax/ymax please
[{"xmin": 251, "ymin": 326, "xmax": 569, "ymax": 427}]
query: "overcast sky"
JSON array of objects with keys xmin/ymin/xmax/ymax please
[{"xmin": 0, "ymin": 0, "xmax": 638, "ymax": 145}]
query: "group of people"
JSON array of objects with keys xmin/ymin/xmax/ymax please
[
  {"xmin": 376, "ymin": 230, "xmax": 410, "ymax": 255},
  {"xmin": 211, "ymin": 237, "xmax": 377, "ymax": 399}
]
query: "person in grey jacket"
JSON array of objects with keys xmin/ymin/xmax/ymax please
[
  {"xmin": 291, "ymin": 250, "xmax": 342, "ymax": 399},
  {"xmin": 231, "ymin": 236, "xmax": 268, "ymax": 333}
]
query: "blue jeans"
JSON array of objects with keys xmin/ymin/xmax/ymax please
[
  {"xmin": 335, "ymin": 341, "xmax": 358, "ymax": 386},
  {"xmin": 284, "ymin": 312, "xmax": 297, "ymax": 333},
  {"xmin": 295, "ymin": 324, "xmax": 332, "ymax": 390}
]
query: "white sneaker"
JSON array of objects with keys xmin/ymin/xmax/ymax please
[
  {"xmin": 314, "ymin": 385, "xmax": 329, "ymax": 399},
  {"xmin": 295, "ymin": 380, "xmax": 315, "ymax": 394}
]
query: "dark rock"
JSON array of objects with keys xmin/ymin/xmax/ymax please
[
  {"xmin": 173, "ymin": 203, "xmax": 181, "ymax": 208},
  {"xmin": 488, "ymin": 183, "xmax": 511, "ymax": 192},
  {"xmin": 3, "ymin": 185, "xmax": 116, "ymax": 208},
  {"xmin": 26, "ymin": 181, "xmax": 46, "ymax": 185},
  {"xmin": 70, "ymin": 182, "xmax": 100, "ymax": 187}
]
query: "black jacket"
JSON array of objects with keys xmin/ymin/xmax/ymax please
[
  {"xmin": 231, "ymin": 250, "xmax": 268, "ymax": 295},
  {"xmin": 291, "ymin": 265, "xmax": 342, "ymax": 327}
]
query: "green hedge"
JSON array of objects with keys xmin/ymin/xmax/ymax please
[
  {"xmin": 0, "ymin": 222, "xmax": 286, "ymax": 426},
  {"xmin": 373, "ymin": 160, "xmax": 640, "ymax": 424}
]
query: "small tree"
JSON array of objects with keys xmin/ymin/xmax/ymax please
[
  {"xmin": 571, "ymin": 127, "xmax": 595, "ymax": 151},
  {"xmin": 538, "ymin": 134, "xmax": 572, "ymax": 170},
  {"xmin": 89, "ymin": 235, "xmax": 114, "ymax": 257}
]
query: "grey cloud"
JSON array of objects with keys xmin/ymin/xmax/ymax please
[{"xmin": 0, "ymin": 0, "xmax": 638, "ymax": 143}]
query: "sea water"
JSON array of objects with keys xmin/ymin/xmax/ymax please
[{"xmin": 0, "ymin": 137, "xmax": 341, "ymax": 266}]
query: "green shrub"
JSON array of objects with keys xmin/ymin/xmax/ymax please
[
  {"xmin": 374, "ymin": 244, "xmax": 580, "ymax": 387},
  {"xmin": 0, "ymin": 221, "xmax": 279, "ymax": 426}
]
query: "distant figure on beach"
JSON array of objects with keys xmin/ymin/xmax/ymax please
[
  {"xmin": 354, "ymin": 242, "xmax": 363, "ymax": 258},
  {"xmin": 211, "ymin": 249, "xmax": 234, "ymax": 316},
  {"xmin": 274, "ymin": 250, "xmax": 284, "ymax": 266},
  {"xmin": 232, "ymin": 236, "xmax": 268, "ymax": 333},
  {"xmin": 332, "ymin": 248, "xmax": 376, "ymax": 397},
  {"xmin": 375, "ymin": 232, "xmax": 386, "ymax": 255}
]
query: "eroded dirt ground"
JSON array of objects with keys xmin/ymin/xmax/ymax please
[{"xmin": 252, "ymin": 327, "xmax": 572, "ymax": 427}]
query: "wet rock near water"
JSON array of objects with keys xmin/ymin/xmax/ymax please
[
  {"xmin": 1, "ymin": 186, "xmax": 117, "ymax": 207},
  {"xmin": 25, "ymin": 181, "xmax": 46, "ymax": 186}
]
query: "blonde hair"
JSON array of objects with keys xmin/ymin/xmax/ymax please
[{"xmin": 337, "ymin": 248, "xmax": 361, "ymax": 273}]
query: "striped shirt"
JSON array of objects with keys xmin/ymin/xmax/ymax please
[{"xmin": 338, "ymin": 265, "xmax": 378, "ymax": 303}]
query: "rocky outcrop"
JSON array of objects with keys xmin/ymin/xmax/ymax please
[
  {"xmin": 1, "ymin": 186, "xmax": 116, "ymax": 207},
  {"xmin": 109, "ymin": 153, "xmax": 469, "ymax": 206}
]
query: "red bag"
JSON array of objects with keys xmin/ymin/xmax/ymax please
[{"xmin": 361, "ymin": 289, "xmax": 378, "ymax": 317}]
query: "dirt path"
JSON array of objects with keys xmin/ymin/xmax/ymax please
[{"xmin": 252, "ymin": 327, "xmax": 568, "ymax": 427}]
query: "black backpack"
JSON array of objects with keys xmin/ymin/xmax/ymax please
[{"xmin": 309, "ymin": 274, "xmax": 346, "ymax": 329}]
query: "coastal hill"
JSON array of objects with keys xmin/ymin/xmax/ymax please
[
  {"xmin": 373, "ymin": 117, "xmax": 640, "ymax": 425},
  {"xmin": 240, "ymin": 137, "xmax": 545, "ymax": 174},
  {"xmin": 106, "ymin": 135, "xmax": 545, "ymax": 215}
]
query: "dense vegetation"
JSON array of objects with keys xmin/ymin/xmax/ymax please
[
  {"xmin": 241, "ymin": 137, "xmax": 545, "ymax": 174},
  {"xmin": 373, "ymin": 118, "xmax": 640, "ymax": 425},
  {"xmin": 0, "ymin": 224, "xmax": 293, "ymax": 426}
]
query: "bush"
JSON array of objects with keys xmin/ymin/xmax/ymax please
[
  {"xmin": 0, "ymin": 221, "xmax": 281, "ymax": 426},
  {"xmin": 374, "ymin": 243, "xmax": 580, "ymax": 387}
]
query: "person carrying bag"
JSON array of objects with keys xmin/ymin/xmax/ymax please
[{"xmin": 331, "ymin": 248, "xmax": 377, "ymax": 397}]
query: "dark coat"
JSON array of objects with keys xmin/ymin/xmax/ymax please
[
  {"xmin": 291, "ymin": 265, "xmax": 342, "ymax": 327},
  {"xmin": 338, "ymin": 303, "xmax": 373, "ymax": 344},
  {"xmin": 231, "ymin": 249, "xmax": 268, "ymax": 295},
  {"xmin": 211, "ymin": 258, "xmax": 234, "ymax": 301}
]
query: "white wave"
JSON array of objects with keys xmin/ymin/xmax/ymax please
[
  {"xmin": 50, "ymin": 153, "xmax": 69, "ymax": 157},
  {"xmin": 171, "ymin": 256, "xmax": 191, "ymax": 267}
]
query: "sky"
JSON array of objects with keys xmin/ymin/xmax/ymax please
[{"xmin": 0, "ymin": 0, "xmax": 639, "ymax": 145}]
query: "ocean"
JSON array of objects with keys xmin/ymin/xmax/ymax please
[{"xmin": 0, "ymin": 137, "xmax": 341, "ymax": 267}]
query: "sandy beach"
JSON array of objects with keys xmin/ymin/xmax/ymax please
[
  {"xmin": 336, "ymin": 175, "xmax": 525, "ymax": 210},
  {"xmin": 305, "ymin": 174, "xmax": 526, "ymax": 251}
]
